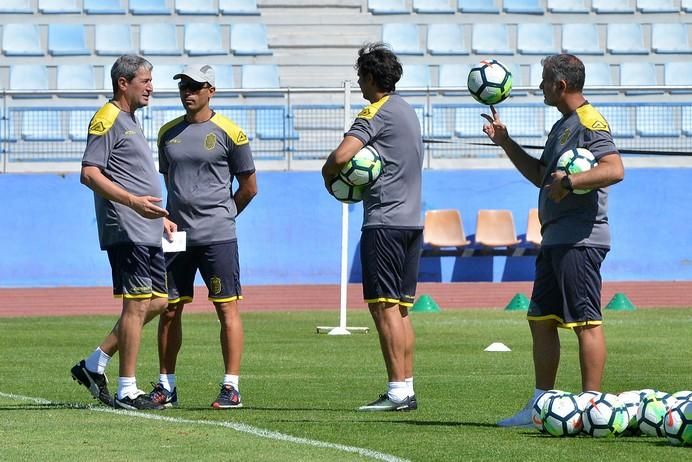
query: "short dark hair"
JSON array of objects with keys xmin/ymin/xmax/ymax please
[
  {"xmin": 110, "ymin": 54, "xmax": 153, "ymax": 96},
  {"xmin": 541, "ymin": 54, "xmax": 585, "ymax": 91},
  {"xmin": 355, "ymin": 42, "xmax": 402, "ymax": 93}
]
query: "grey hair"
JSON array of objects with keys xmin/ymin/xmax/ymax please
[
  {"xmin": 541, "ymin": 54, "xmax": 585, "ymax": 92},
  {"xmin": 110, "ymin": 54, "xmax": 153, "ymax": 96}
]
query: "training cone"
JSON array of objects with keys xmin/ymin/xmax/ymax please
[
  {"xmin": 410, "ymin": 294, "xmax": 441, "ymax": 313},
  {"xmin": 504, "ymin": 293, "xmax": 530, "ymax": 311},
  {"xmin": 605, "ymin": 292, "xmax": 636, "ymax": 311}
]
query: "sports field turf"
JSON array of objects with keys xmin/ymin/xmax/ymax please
[{"xmin": 1, "ymin": 308, "xmax": 690, "ymax": 461}]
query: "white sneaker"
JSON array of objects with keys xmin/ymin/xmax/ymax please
[{"xmin": 497, "ymin": 400, "xmax": 534, "ymax": 427}]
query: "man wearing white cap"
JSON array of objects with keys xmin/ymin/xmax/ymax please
[{"xmin": 148, "ymin": 64, "xmax": 258, "ymax": 409}]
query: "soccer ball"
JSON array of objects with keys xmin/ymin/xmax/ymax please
[
  {"xmin": 582, "ymin": 393, "xmax": 629, "ymax": 437},
  {"xmin": 339, "ymin": 145, "xmax": 382, "ymax": 187},
  {"xmin": 467, "ymin": 59, "xmax": 512, "ymax": 106},
  {"xmin": 576, "ymin": 391, "xmax": 601, "ymax": 412},
  {"xmin": 541, "ymin": 393, "xmax": 582, "ymax": 436},
  {"xmin": 329, "ymin": 175, "xmax": 364, "ymax": 204},
  {"xmin": 664, "ymin": 399, "xmax": 692, "ymax": 446},
  {"xmin": 618, "ymin": 391, "xmax": 644, "ymax": 433},
  {"xmin": 637, "ymin": 391, "xmax": 672, "ymax": 437},
  {"xmin": 671, "ymin": 390, "xmax": 692, "ymax": 403},
  {"xmin": 532, "ymin": 390, "xmax": 565, "ymax": 432},
  {"xmin": 556, "ymin": 148, "xmax": 598, "ymax": 194}
]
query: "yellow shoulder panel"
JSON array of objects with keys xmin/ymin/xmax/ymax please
[
  {"xmin": 210, "ymin": 113, "xmax": 249, "ymax": 146},
  {"xmin": 88, "ymin": 102, "xmax": 120, "ymax": 136},
  {"xmin": 356, "ymin": 95, "xmax": 390, "ymax": 120},
  {"xmin": 157, "ymin": 115, "xmax": 185, "ymax": 145},
  {"xmin": 576, "ymin": 104, "xmax": 610, "ymax": 132}
]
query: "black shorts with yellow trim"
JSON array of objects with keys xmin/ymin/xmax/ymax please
[
  {"xmin": 528, "ymin": 245, "xmax": 608, "ymax": 329},
  {"xmin": 166, "ymin": 240, "xmax": 242, "ymax": 304},
  {"xmin": 361, "ymin": 227, "xmax": 422, "ymax": 308},
  {"xmin": 106, "ymin": 244, "xmax": 167, "ymax": 299}
]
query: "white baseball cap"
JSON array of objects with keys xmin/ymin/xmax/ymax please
[{"xmin": 174, "ymin": 64, "xmax": 215, "ymax": 87}]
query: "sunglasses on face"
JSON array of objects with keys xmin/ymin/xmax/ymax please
[{"xmin": 178, "ymin": 80, "xmax": 210, "ymax": 92}]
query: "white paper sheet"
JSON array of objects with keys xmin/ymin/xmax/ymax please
[{"xmin": 162, "ymin": 231, "xmax": 186, "ymax": 253}]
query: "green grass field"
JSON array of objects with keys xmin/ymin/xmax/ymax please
[{"xmin": 1, "ymin": 308, "xmax": 690, "ymax": 461}]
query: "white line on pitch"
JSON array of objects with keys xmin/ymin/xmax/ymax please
[{"xmin": 0, "ymin": 391, "xmax": 409, "ymax": 462}]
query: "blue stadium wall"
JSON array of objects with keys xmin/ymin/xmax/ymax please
[{"xmin": 0, "ymin": 168, "xmax": 690, "ymax": 288}]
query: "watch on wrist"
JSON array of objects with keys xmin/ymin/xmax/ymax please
[{"xmin": 560, "ymin": 174, "xmax": 573, "ymax": 192}]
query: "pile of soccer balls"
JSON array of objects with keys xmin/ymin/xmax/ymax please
[
  {"xmin": 329, "ymin": 145, "xmax": 382, "ymax": 203},
  {"xmin": 533, "ymin": 389, "xmax": 692, "ymax": 445}
]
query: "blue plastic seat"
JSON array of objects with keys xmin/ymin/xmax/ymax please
[
  {"xmin": 472, "ymin": 24, "xmax": 512, "ymax": 55},
  {"xmin": 397, "ymin": 65, "xmax": 430, "ymax": 90},
  {"xmin": 544, "ymin": 106, "xmax": 562, "ymax": 135},
  {"xmin": 504, "ymin": 63, "xmax": 527, "ymax": 96},
  {"xmin": 584, "ymin": 62, "xmax": 614, "ymax": 93},
  {"xmin": 175, "ymin": 0, "xmax": 216, "ymax": 15},
  {"xmin": 3, "ymin": 24, "xmax": 43, "ymax": 56},
  {"xmin": 439, "ymin": 64, "xmax": 471, "ymax": 95},
  {"xmin": 636, "ymin": 106, "xmax": 680, "ymax": 137},
  {"xmin": 69, "ymin": 110, "xmax": 96, "ymax": 141},
  {"xmin": 21, "ymin": 110, "xmax": 65, "ymax": 141},
  {"xmin": 427, "ymin": 24, "xmax": 468, "ymax": 55},
  {"xmin": 504, "ymin": 0, "xmax": 543, "ymax": 14},
  {"xmin": 0, "ymin": 0, "xmax": 32, "ymax": 13},
  {"xmin": 457, "ymin": 0, "xmax": 499, "ymax": 13},
  {"xmin": 242, "ymin": 65, "xmax": 280, "ymax": 90},
  {"xmin": 140, "ymin": 24, "xmax": 181, "ymax": 56},
  {"xmin": 562, "ymin": 24, "xmax": 603, "ymax": 55},
  {"xmin": 220, "ymin": 0, "xmax": 259, "ymax": 15},
  {"xmin": 455, "ymin": 107, "xmax": 485, "ymax": 138},
  {"xmin": 382, "ymin": 23, "xmax": 423, "ymax": 55},
  {"xmin": 637, "ymin": 0, "xmax": 676, "ymax": 13},
  {"xmin": 517, "ymin": 23, "xmax": 558, "ymax": 55},
  {"xmin": 664, "ymin": 62, "xmax": 692, "ymax": 93},
  {"xmin": 591, "ymin": 0, "xmax": 634, "ymax": 13},
  {"xmin": 500, "ymin": 106, "xmax": 543, "ymax": 137},
  {"xmin": 256, "ymin": 108, "xmax": 298, "ymax": 140},
  {"xmin": 414, "ymin": 0, "xmax": 455, "ymax": 13},
  {"xmin": 130, "ymin": 0, "xmax": 170, "ymax": 14},
  {"xmin": 368, "ymin": 0, "xmax": 409, "ymax": 14},
  {"xmin": 652, "ymin": 24, "xmax": 692, "ymax": 54},
  {"xmin": 84, "ymin": 0, "xmax": 126, "ymax": 14},
  {"xmin": 684, "ymin": 0, "xmax": 692, "ymax": 13},
  {"xmin": 530, "ymin": 63, "xmax": 544, "ymax": 88},
  {"xmin": 547, "ymin": 0, "xmax": 588, "ymax": 13},
  {"xmin": 230, "ymin": 24, "xmax": 272, "ymax": 56},
  {"xmin": 620, "ymin": 62, "xmax": 661, "ymax": 95},
  {"xmin": 57, "ymin": 65, "xmax": 96, "ymax": 91},
  {"xmin": 95, "ymin": 24, "xmax": 134, "ymax": 55},
  {"xmin": 429, "ymin": 106, "xmax": 453, "ymax": 139},
  {"xmin": 211, "ymin": 65, "xmax": 235, "ymax": 89},
  {"xmin": 152, "ymin": 65, "xmax": 184, "ymax": 91},
  {"xmin": 38, "ymin": 0, "xmax": 80, "ymax": 14},
  {"xmin": 10, "ymin": 65, "xmax": 49, "ymax": 91},
  {"xmin": 607, "ymin": 24, "xmax": 647, "ymax": 55},
  {"xmin": 185, "ymin": 23, "xmax": 226, "ymax": 56},
  {"xmin": 48, "ymin": 24, "xmax": 90, "ymax": 56},
  {"xmin": 597, "ymin": 105, "xmax": 635, "ymax": 138}
]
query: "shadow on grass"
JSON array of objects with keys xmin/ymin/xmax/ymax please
[{"xmin": 0, "ymin": 402, "xmax": 91, "ymax": 411}]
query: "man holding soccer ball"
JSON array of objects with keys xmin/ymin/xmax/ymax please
[
  {"xmin": 481, "ymin": 54, "xmax": 625, "ymax": 427},
  {"xmin": 322, "ymin": 43, "xmax": 424, "ymax": 411}
]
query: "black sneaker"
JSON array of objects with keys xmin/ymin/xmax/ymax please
[
  {"xmin": 70, "ymin": 360, "xmax": 113, "ymax": 407},
  {"xmin": 357, "ymin": 393, "xmax": 412, "ymax": 412},
  {"xmin": 211, "ymin": 384, "xmax": 243, "ymax": 409},
  {"xmin": 407, "ymin": 394, "xmax": 418, "ymax": 411},
  {"xmin": 148, "ymin": 382, "xmax": 178, "ymax": 408},
  {"xmin": 114, "ymin": 390, "xmax": 165, "ymax": 410}
]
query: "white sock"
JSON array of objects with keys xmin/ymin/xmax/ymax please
[
  {"xmin": 85, "ymin": 347, "xmax": 111, "ymax": 375},
  {"xmin": 159, "ymin": 374, "xmax": 176, "ymax": 392},
  {"xmin": 117, "ymin": 377, "xmax": 138, "ymax": 400},
  {"xmin": 405, "ymin": 377, "xmax": 414, "ymax": 397},
  {"xmin": 223, "ymin": 374, "xmax": 239, "ymax": 391},
  {"xmin": 387, "ymin": 381, "xmax": 409, "ymax": 403}
]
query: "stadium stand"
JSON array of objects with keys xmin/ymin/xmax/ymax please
[
  {"xmin": 429, "ymin": 106, "xmax": 454, "ymax": 139},
  {"xmin": 500, "ymin": 106, "xmax": 544, "ymax": 138},
  {"xmin": 547, "ymin": 0, "xmax": 589, "ymax": 13},
  {"xmin": 454, "ymin": 107, "xmax": 484, "ymax": 138},
  {"xmin": 664, "ymin": 62, "xmax": 692, "ymax": 91},
  {"xmin": 220, "ymin": 0, "xmax": 259, "ymax": 15},
  {"xmin": 438, "ymin": 64, "xmax": 471, "ymax": 95},
  {"xmin": 129, "ymin": 0, "xmax": 171, "ymax": 15},
  {"xmin": 458, "ymin": 0, "xmax": 500, "ymax": 13},
  {"xmin": 95, "ymin": 24, "xmax": 134, "ymax": 55},
  {"xmin": 684, "ymin": 0, "xmax": 692, "ymax": 13},
  {"xmin": 503, "ymin": 0, "xmax": 544, "ymax": 14},
  {"xmin": 397, "ymin": 65, "xmax": 431, "ymax": 90},
  {"xmin": 38, "ymin": 0, "xmax": 80, "ymax": 14},
  {"xmin": 474, "ymin": 210, "xmax": 521, "ymax": 248},
  {"xmin": 84, "ymin": 0, "xmax": 126, "ymax": 14},
  {"xmin": 584, "ymin": 62, "xmax": 615, "ymax": 93},
  {"xmin": 637, "ymin": 0, "xmax": 677, "ymax": 13},
  {"xmin": 10, "ymin": 65, "xmax": 49, "ymax": 92},
  {"xmin": 606, "ymin": 23, "xmax": 647, "ymax": 55},
  {"xmin": 517, "ymin": 23, "xmax": 558, "ymax": 55},
  {"xmin": 212, "ymin": 65, "xmax": 236, "ymax": 90},
  {"xmin": 48, "ymin": 24, "xmax": 90, "ymax": 56},
  {"xmin": 472, "ymin": 24, "xmax": 512, "ymax": 55},
  {"xmin": 231, "ymin": 24, "xmax": 272, "ymax": 55},
  {"xmin": 636, "ymin": 106, "xmax": 680, "ymax": 137},
  {"xmin": 175, "ymin": 0, "xmax": 217, "ymax": 15},
  {"xmin": 427, "ymin": 24, "xmax": 467, "ymax": 55},
  {"xmin": 2, "ymin": 24, "xmax": 42, "ymax": 56},
  {"xmin": 57, "ymin": 65, "xmax": 96, "ymax": 92},
  {"xmin": 216, "ymin": 107, "xmax": 250, "ymax": 136},
  {"xmin": 382, "ymin": 23, "xmax": 423, "ymax": 55},
  {"xmin": 368, "ymin": 0, "xmax": 409, "ymax": 14},
  {"xmin": 598, "ymin": 105, "xmax": 636, "ymax": 137},
  {"xmin": 140, "ymin": 24, "xmax": 181, "ymax": 56},
  {"xmin": 68, "ymin": 110, "xmax": 95, "ymax": 141},
  {"xmin": 256, "ymin": 107, "xmax": 298, "ymax": 140},
  {"xmin": 0, "ymin": 0, "xmax": 32, "ymax": 14},
  {"xmin": 652, "ymin": 24, "xmax": 692, "ymax": 54},
  {"xmin": 591, "ymin": 0, "xmax": 634, "ymax": 13},
  {"xmin": 423, "ymin": 209, "xmax": 470, "ymax": 249},
  {"xmin": 21, "ymin": 110, "xmax": 65, "ymax": 141},
  {"xmin": 562, "ymin": 24, "xmax": 603, "ymax": 54},
  {"xmin": 682, "ymin": 107, "xmax": 692, "ymax": 136},
  {"xmin": 620, "ymin": 62, "xmax": 661, "ymax": 95},
  {"xmin": 184, "ymin": 23, "xmax": 226, "ymax": 56},
  {"xmin": 241, "ymin": 64, "xmax": 280, "ymax": 90},
  {"xmin": 525, "ymin": 208, "xmax": 541, "ymax": 247},
  {"xmin": 414, "ymin": 0, "xmax": 456, "ymax": 14},
  {"xmin": 152, "ymin": 65, "xmax": 184, "ymax": 91}
]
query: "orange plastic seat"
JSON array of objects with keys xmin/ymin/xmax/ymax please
[
  {"xmin": 474, "ymin": 209, "xmax": 522, "ymax": 247},
  {"xmin": 525, "ymin": 208, "xmax": 542, "ymax": 247},
  {"xmin": 423, "ymin": 209, "xmax": 470, "ymax": 248}
]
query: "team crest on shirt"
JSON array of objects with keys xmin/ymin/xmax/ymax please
[
  {"xmin": 236, "ymin": 131, "xmax": 248, "ymax": 144},
  {"xmin": 358, "ymin": 108, "xmax": 371, "ymax": 118},
  {"xmin": 591, "ymin": 120, "xmax": 608, "ymax": 130},
  {"xmin": 204, "ymin": 133, "xmax": 217, "ymax": 150},
  {"xmin": 210, "ymin": 276, "xmax": 222, "ymax": 295},
  {"xmin": 559, "ymin": 128, "xmax": 571, "ymax": 145}
]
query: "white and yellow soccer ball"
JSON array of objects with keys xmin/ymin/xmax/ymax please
[
  {"xmin": 541, "ymin": 393, "xmax": 583, "ymax": 437},
  {"xmin": 618, "ymin": 390, "xmax": 644, "ymax": 434},
  {"xmin": 582, "ymin": 393, "xmax": 629, "ymax": 437},
  {"xmin": 467, "ymin": 59, "xmax": 513, "ymax": 106},
  {"xmin": 329, "ymin": 175, "xmax": 364, "ymax": 204},
  {"xmin": 556, "ymin": 147, "xmax": 598, "ymax": 194},
  {"xmin": 339, "ymin": 145, "xmax": 382, "ymax": 187},
  {"xmin": 637, "ymin": 390, "xmax": 673, "ymax": 437},
  {"xmin": 664, "ymin": 399, "xmax": 692, "ymax": 446}
]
